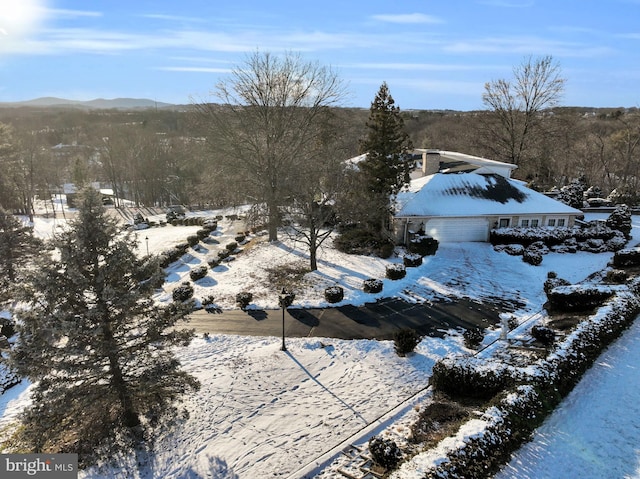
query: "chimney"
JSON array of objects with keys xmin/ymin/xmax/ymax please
[{"xmin": 422, "ymin": 150, "xmax": 441, "ymax": 176}]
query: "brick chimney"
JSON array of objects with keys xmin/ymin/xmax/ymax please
[{"xmin": 422, "ymin": 150, "xmax": 441, "ymax": 176}]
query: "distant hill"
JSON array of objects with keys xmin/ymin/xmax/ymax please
[{"xmin": 0, "ymin": 97, "xmax": 175, "ymax": 110}]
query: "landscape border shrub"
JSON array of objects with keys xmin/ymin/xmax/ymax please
[
  {"xmin": 386, "ymin": 263, "xmax": 406, "ymax": 280},
  {"xmin": 324, "ymin": 286, "xmax": 344, "ymax": 304},
  {"xmin": 613, "ymin": 247, "xmax": 640, "ymax": 267},
  {"xmin": 368, "ymin": 436, "xmax": 402, "ymax": 470},
  {"xmin": 172, "ymin": 282, "xmax": 194, "ymax": 302},
  {"xmin": 393, "ymin": 328, "xmax": 422, "ymax": 356},
  {"xmin": 235, "ymin": 292, "xmax": 253, "ymax": 310},
  {"xmin": 363, "ymin": 278, "xmax": 383, "ymax": 294},
  {"xmin": 408, "ymin": 235, "xmax": 439, "ymax": 256},
  {"xmin": 189, "ymin": 265, "xmax": 208, "ymax": 281},
  {"xmin": 403, "ymin": 253, "xmax": 423, "ymax": 267},
  {"xmin": 546, "ymin": 284, "xmax": 617, "ymax": 312},
  {"xmin": 410, "ymin": 278, "xmax": 640, "ymax": 479}
]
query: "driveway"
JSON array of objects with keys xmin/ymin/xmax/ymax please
[{"xmin": 183, "ymin": 298, "xmax": 503, "ymax": 340}]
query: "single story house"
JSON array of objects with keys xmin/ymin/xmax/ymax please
[{"xmin": 392, "ymin": 150, "xmax": 583, "ymax": 243}]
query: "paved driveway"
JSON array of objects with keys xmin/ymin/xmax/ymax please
[{"xmin": 183, "ymin": 298, "xmax": 503, "ymax": 340}]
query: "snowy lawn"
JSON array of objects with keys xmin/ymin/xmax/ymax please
[{"xmin": 1, "ymin": 210, "xmax": 639, "ymax": 478}]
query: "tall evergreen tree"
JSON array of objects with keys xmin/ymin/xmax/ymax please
[
  {"xmin": 358, "ymin": 82, "xmax": 413, "ymax": 230},
  {"xmin": 9, "ymin": 188, "xmax": 199, "ymax": 465},
  {"xmin": 0, "ymin": 208, "xmax": 41, "ymax": 301}
]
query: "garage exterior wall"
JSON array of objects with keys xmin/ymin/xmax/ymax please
[{"xmin": 393, "ymin": 213, "xmax": 579, "ymax": 244}]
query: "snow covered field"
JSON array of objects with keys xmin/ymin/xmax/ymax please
[{"xmin": 1, "ymin": 209, "xmax": 639, "ymax": 478}]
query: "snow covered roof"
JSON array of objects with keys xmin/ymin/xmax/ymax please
[{"xmin": 395, "ymin": 172, "xmax": 583, "ymax": 218}]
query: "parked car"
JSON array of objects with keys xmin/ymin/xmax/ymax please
[{"xmin": 166, "ymin": 205, "xmax": 186, "ymax": 221}]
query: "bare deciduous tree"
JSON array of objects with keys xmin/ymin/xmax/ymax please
[
  {"xmin": 194, "ymin": 51, "xmax": 347, "ymax": 241},
  {"xmin": 481, "ymin": 55, "xmax": 565, "ymax": 173}
]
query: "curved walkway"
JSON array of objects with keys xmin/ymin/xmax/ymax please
[{"xmin": 184, "ymin": 297, "xmax": 504, "ymax": 340}]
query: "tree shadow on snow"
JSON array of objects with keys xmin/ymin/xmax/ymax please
[{"xmin": 246, "ymin": 309, "xmax": 268, "ymax": 321}]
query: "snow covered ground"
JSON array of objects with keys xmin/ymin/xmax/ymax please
[{"xmin": 1, "ymin": 209, "xmax": 639, "ymax": 478}]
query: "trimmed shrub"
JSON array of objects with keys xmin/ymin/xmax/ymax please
[
  {"xmin": 207, "ymin": 258, "xmax": 220, "ymax": 268},
  {"xmin": 196, "ymin": 228, "xmax": 210, "ymax": 239},
  {"xmin": 430, "ymin": 356, "xmax": 518, "ymax": 400},
  {"xmin": 363, "ymin": 278, "xmax": 383, "ymax": 294},
  {"xmin": 386, "ymin": 263, "xmax": 407, "ymax": 280},
  {"xmin": 403, "ymin": 253, "xmax": 423, "ymax": 267},
  {"xmin": 547, "ymin": 285, "xmax": 615, "ymax": 312},
  {"xmin": 324, "ymin": 286, "xmax": 344, "ymax": 303},
  {"xmin": 394, "ymin": 328, "xmax": 422, "ymax": 356},
  {"xmin": 172, "ymin": 282, "xmax": 194, "ymax": 302},
  {"xmin": 531, "ymin": 324, "xmax": 555, "ymax": 346},
  {"xmin": 217, "ymin": 249, "xmax": 230, "ymax": 261},
  {"xmin": 613, "ymin": 247, "xmax": 640, "ymax": 267},
  {"xmin": 225, "ymin": 241, "xmax": 238, "ymax": 252},
  {"xmin": 408, "ymin": 235, "xmax": 439, "ymax": 256},
  {"xmin": 463, "ymin": 327, "xmax": 484, "ymax": 349},
  {"xmin": 606, "ymin": 269, "xmax": 628, "ymax": 284},
  {"xmin": 543, "ymin": 273, "xmax": 571, "ymax": 295},
  {"xmin": 187, "ymin": 235, "xmax": 199, "ymax": 247},
  {"xmin": 234, "ymin": 234, "xmax": 246, "ymax": 243},
  {"xmin": 368, "ymin": 436, "xmax": 402, "ymax": 470},
  {"xmin": 606, "ymin": 204, "xmax": 632, "ymax": 238},
  {"xmin": 522, "ymin": 248, "xmax": 543, "ymax": 265},
  {"xmin": 235, "ymin": 292, "xmax": 253, "ymax": 310},
  {"xmin": 189, "ymin": 265, "xmax": 208, "ymax": 281}
]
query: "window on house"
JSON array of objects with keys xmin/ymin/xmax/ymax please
[
  {"xmin": 531, "ymin": 219, "xmax": 539, "ymax": 227},
  {"xmin": 548, "ymin": 219, "xmax": 556, "ymax": 227},
  {"xmin": 520, "ymin": 219, "xmax": 529, "ymax": 227},
  {"xmin": 499, "ymin": 218, "xmax": 510, "ymax": 228},
  {"xmin": 557, "ymin": 218, "xmax": 566, "ymax": 227}
]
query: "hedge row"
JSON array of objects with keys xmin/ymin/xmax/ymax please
[{"xmin": 412, "ymin": 278, "xmax": 640, "ymax": 479}]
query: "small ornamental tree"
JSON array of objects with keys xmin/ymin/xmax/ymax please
[{"xmin": 9, "ymin": 188, "xmax": 199, "ymax": 466}]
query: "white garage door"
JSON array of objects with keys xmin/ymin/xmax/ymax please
[{"xmin": 425, "ymin": 218, "xmax": 489, "ymax": 242}]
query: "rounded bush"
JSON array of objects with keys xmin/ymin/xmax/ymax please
[
  {"xmin": 207, "ymin": 258, "xmax": 220, "ymax": 268},
  {"xmin": 531, "ymin": 324, "xmax": 555, "ymax": 346},
  {"xmin": 386, "ymin": 263, "xmax": 407, "ymax": 280},
  {"xmin": 196, "ymin": 228, "xmax": 210, "ymax": 239},
  {"xmin": 172, "ymin": 282, "xmax": 194, "ymax": 302},
  {"xmin": 234, "ymin": 234, "xmax": 246, "ymax": 243},
  {"xmin": 189, "ymin": 265, "xmax": 208, "ymax": 281},
  {"xmin": 408, "ymin": 235, "xmax": 439, "ymax": 256},
  {"xmin": 363, "ymin": 278, "xmax": 383, "ymax": 294},
  {"xmin": 463, "ymin": 328, "xmax": 484, "ymax": 349},
  {"xmin": 523, "ymin": 249, "xmax": 543, "ymax": 265},
  {"xmin": 324, "ymin": 286, "xmax": 344, "ymax": 303},
  {"xmin": 225, "ymin": 241, "xmax": 238, "ymax": 252},
  {"xmin": 236, "ymin": 291, "xmax": 253, "ymax": 310},
  {"xmin": 368, "ymin": 436, "xmax": 402, "ymax": 470},
  {"xmin": 403, "ymin": 253, "xmax": 423, "ymax": 267},
  {"xmin": 187, "ymin": 235, "xmax": 199, "ymax": 247},
  {"xmin": 394, "ymin": 328, "xmax": 421, "ymax": 356}
]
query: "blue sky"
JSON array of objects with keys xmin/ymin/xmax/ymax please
[{"xmin": 1, "ymin": 0, "xmax": 639, "ymax": 110}]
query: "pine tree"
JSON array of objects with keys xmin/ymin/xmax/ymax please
[
  {"xmin": 9, "ymin": 188, "xmax": 199, "ymax": 465},
  {"xmin": 358, "ymin": 82, "xmax": 413, "ymax": 231},
  {"xmin": 0, "ymin": 207, "xmax": 41, "ymax": 301},
  {"xmin": 359, "ymin": 82, "xmax": 414, "ymax": 197}
]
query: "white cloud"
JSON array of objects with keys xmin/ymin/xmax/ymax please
[
  {"xmin": 371, "ymin": 13, "xmax": 444, "ymax": 24},
  {"xmin": 0, "ymin": 0, "xmax": 48, "ymax": 53}
]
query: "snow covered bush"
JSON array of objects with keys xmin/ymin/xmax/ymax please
[
  {"xmin": 393, "ymin": 328, "xmax": 421, "ymax": 356},
  {"xmin": 196, "ymin": 228, "xmax": 210, "ymax": 239},
  {"xmin": 408, "ymin": 235, "xmax": 439, "ymax": 256},
  {"xmin": 172, "ymin": 282, "xmax": 194, "ymax": 302},
  {"xmin": 403, "ymin": 253, "xmax": 423, "ymax": 267},
  {"xmin": 606, "ymin": 204, "xmax": 632, "ymax": 238},
  {"xmin": 225, "ymin": 241, "xmax": 238, "ymax": 252},
  {"xmin": 189, "ymin": 265, "xmax": 208, "ymax": 281},
  {"xmin": 207, "ymin": 258, "xmax": 220, "ymax": 268},
  {"xmin": 235, "ymin": 292, "xmax": 253, "ymax": 310},
  {"xmin": 463, "ymin": 327, "xmax": 484, "ymax": 349},
  {"xmin": 410, "ymin": 401, "xmax": 469, "ymax": 444},
  {"xmin": 187, "ymin": 234, "xmax": 200, "ymax": 247},
  {"xmin": 613, "ymin": 247, "xmax": 640, "ymax": 267},
  {"xmin": 430, "ymin": 355, "xmax": 519, "ymax": 400},
  {"xmin": 546, "ymin": 284, "xmax": 616, "ymax": 312},
  {"xmin": 543, "ymin": 272, "xmax": 570, "ymax": 294},
  {"xmin": 324, "ymin": 286, "xmax": 344, "ymax": 304},
  {"xmin": 606, "ymin": 269, "xmax": 628, "ymax": 284},
  {"xmin": 368, "ymin": 435, "xmax": 402, "ymax": 470},
  {"xmin": 494, "ymin": 243, "xmax": 524, "ymax": 256},
  {"xmin": 531, "ymin": 324, "xmax": 555, "ymax": 346},
  {"xmin": 522, "ymin": 248, "xmax": 543, "ymax": 265},
  {"xmin": 386, "ymin": 263, "xmax": 407, "ymax": 280},
  {"xmin": 363, "ymin": 278, "xmax": 383, "ymax": 294},
  {"xmin": 234, "ymin": 234, "xmax": 246, "ymax": 243}
]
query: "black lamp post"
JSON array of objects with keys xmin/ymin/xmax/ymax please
[
  {"xmin": 278, "ymin": 288, "xmax": 295, "ymax": 351},
  {"xmin": 145, "ymin": 236, "xmax": 149, "ymax": 256}
]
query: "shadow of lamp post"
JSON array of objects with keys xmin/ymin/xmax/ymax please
[{"xmin": 278, "ymin": 288, "xmax": 295, "ymax": 351}]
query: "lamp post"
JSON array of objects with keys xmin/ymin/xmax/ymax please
[
  {"xmin": 145, "ymin": 236, "xmax": 149, "ymax": 256},
  {"xmin": 278, "ymin": 288, "xmax": 295, "ymax": 351}
]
